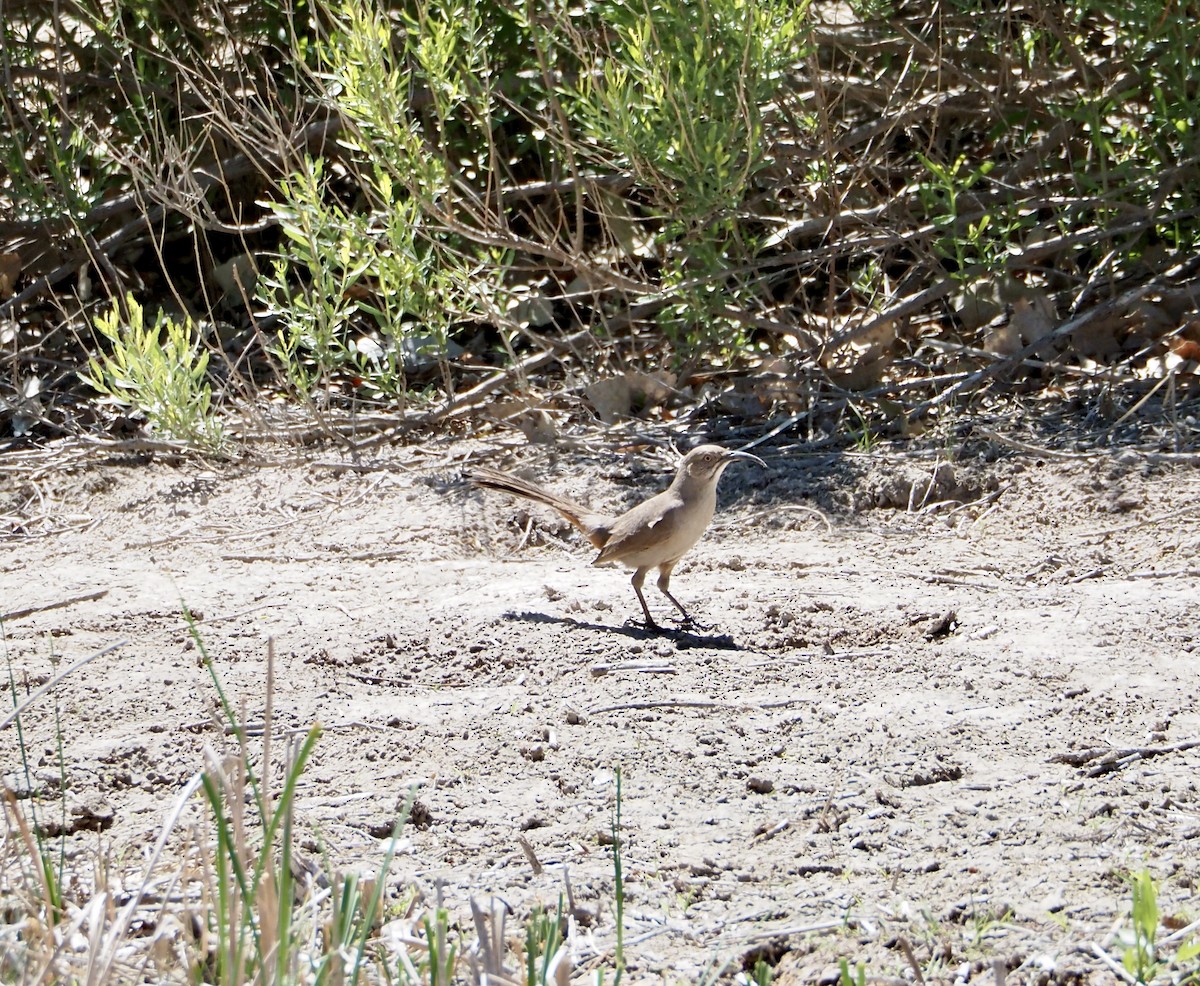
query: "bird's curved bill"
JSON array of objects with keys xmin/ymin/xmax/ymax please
[{"xmin": 725, "ymin": 449, "xmax": 767, "ymax": 468}]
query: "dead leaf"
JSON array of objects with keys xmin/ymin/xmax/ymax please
[
  {"xmin": 584, "ymin": 377, "xmax": 631, "ymax": 423},
  {"xmin": 984, "ymin": 291, "xmax": 1056, "ymax": 356},
  {"xmin": 210, "ymin": 253, "xmax": 258, "ymax": 304},
  {"xmin": 596, "ymin": 188, "xmax": 656, "ymax": 260},
  {"xmin": 486, "ymin": 398, "xmax": 558, "ymax": 444},
  {"xmin": 758, "ymin": 357, "xmax": 793, "ymax": 375},
  {"xmin": 0, "ymin": 252, "xmax": 21, "ymax": 299},
  {"xmin": 716, "ymin": 388, "xmax": 767, "ymax": 417},
  {"xmin": 507, "ymin": 291, "xmax": 556, "ymax": 328},
  {"xmin": 751, "ymin": 358, "xmax": 803, "ymax": 408},
  {"xmin": 954, "ymin": 280, "xmax": 1005, "ymax": 332},
  {"xmin": 516, "ymin": 411, "xmax": 557, "ymax": 444},
  {"xmin": 343, "ymin": 282, "xmax": 374, "ymax": 301},
  {"xmin": 1069, "ymin": 308, "xmax": 1125, "ymax": 361},
  {"xmin": 821, "ymin": 313, "xmax": 898, "ymax": 391},
  {"xmin": 1120, "ymin": 300, "xmax": 1177, "ymax": 350},
  {"xmin": 982, "ymin": 319, "xmax": 1023, "ymax": 356},
  {"xmin": 585, "ymin": 371, "xmax": 676, "ymax": 423},
  {"xmin": 1010, "ymin": 293, "xmax": 1056, "ymax": 343},
  {"xmin": 827, "ymin": 352, "xmax": 892, "ymax": 391},
  {"xmin": 1170, "ymin": 337, "xmax": 1200, "ymax": 362},
  {"xmin": 626, "ymin": 370, "xmax": 675, "ymax": 406}
]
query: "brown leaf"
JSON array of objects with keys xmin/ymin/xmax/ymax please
[
  {"xmin": 982, "ymin": 320, "xmax": 1024, "ymax": 356},
  {"xmin": 751, "ymin": 358, "xmax": 802, "ymax": 408},
  {"xmin": 1169, "ymin": 338, "xmax": 1200, "ymax": 363},
  {"xmin": 486, "ymin": 398, "xmax": 558, "ymax": 443},
  {"xmin": 1069, "ymin": 308, "xmax": 1125, "ymax": 361},
  {"xmin": 821, "ymin": 313, "xmax": 898, "ymax": 390},
  {"xmin": 585, "ymin": 377, "xmax": 632, "ymax": 423},
  {"xmin": 954, "ymin": 280, "xmax": 1005, "ymax": 332},
  {"xmin": 827, "ymin": 352, "xmax": 892, "ymax": 391},
  {"xmin": 984, "ymin": 290, "xmax": 1056, "ymax": 357},
  {"xmin": 209, "ymin": 252, "xmax": 258, "ymax": 304},
  {"xmin": 585, "ymin": 371, "xmax": 676, "ymax": 423},
  {"xmin": 0, "ymin": 252, "xmax": 21, "ymax": 299}
]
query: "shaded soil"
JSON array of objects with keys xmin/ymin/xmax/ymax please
[{"xmin": 3, "ymin": 437, "xmax": 1200, "ymax": 983}]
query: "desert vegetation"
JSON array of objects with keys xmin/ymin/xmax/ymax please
[
  {"xmin": 3, "ymin": 0, "xmax": 1200, "ymax": 982},
  {"xmin": 1, "ymin": 0, "xmax": 1198, "ymax": 451}
]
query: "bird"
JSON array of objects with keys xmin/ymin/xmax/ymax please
[{"xmin": 469, "ymin": 444, "xmax": 766, "ymax": 629}]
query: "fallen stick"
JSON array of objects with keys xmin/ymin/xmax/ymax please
[
  {"xmin": 590, "ymin": 662, "xmax": 676, "ymax": 676},
  {"xmin": 0, "ymin": 589, "xmax": 108, "ymax": 622},
  {"xmin": 221, "ymin": 549, "xmax": 413, "ymax": 563},
  {"xmin": 591, "ymin": 699, "xmax": 742, "ymax": 714},
  {"xmin": 1051, "ymin": 738, "xmax": 1200, "ymax": 776},
  {"xmin": 1087, "ymin": 942, "xmax": 1139, "ymax": 984}
]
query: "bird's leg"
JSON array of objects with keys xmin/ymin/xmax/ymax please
[
  {"xmin": 656, "ymin": 563, "xmax": 693, "ymax": 623},
  {"xmin": 630, "ymin": 566, "xmax": 660, "ymax": 630}
]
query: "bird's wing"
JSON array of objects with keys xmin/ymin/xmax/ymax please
[{"xmin": 592, "ymin": 493, "xmax": 684, "ymax": 565}]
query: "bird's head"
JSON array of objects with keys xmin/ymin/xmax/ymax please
[{"xmin": 677, "ymin": 444, "xmax": 767, "ymax": 485}]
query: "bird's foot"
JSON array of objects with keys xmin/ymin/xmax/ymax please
[
  {"xmin": 628, "ymin": 613, "xmax": 711, "ymax": 636},
  {"xmin": 674, "ymin": 613, "xmax": 715, "ymax": 633},
  {"xmin": 623, "ymin": 615, "xmax": 663, "ymax": 634}
]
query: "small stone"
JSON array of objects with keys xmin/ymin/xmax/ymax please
[
  {"xmin": 407, "ymin": 799, "xmax": 433, "ymax": 829},
  {"xmin": 365, "ymin": 817, "xmax": 397, "ymax": 839},
  {"xmin": 747, "ymin": 776, "xmax": 775, "ymax": 794}
]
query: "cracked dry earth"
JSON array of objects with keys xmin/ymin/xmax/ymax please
[{"xmin": 3, "ymin": 438, "xmax": 1200, "ymax": 984}]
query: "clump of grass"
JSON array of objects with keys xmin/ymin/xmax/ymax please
[
  {"xmin": 1111, "ymin": 869, "xmax": 1200, "ymax": 985},
  {"xmin": 2, "ymin": 620, "xmax": 591, "ymax": 985},
  {"xmin": 81, "ymin": 294, "xmax": 224, "ymax": 450},
  {"xmin": 1120, "ymin": 869, "xmax": 1161, "ymax": 983},
  {"xmin": 837, "ymin": 957, "xmax": 866, "ymax": 986},
  {"xmin": 612, "ymin": 764, "xmax": 626, "ymax": 984}
]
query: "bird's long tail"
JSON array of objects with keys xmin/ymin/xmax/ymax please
[{"xmin": 469, "ymin": 466, "xmax": 611, "ymax": 549}]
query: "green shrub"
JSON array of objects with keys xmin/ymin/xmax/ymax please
[{"xmin": 81, "ymin": 295, "xmax": 224, "ymax": 449}]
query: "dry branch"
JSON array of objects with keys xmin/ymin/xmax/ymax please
[
  {"xmin": 0, "ymin": 117, "xmax": 342, "ymax": 320},
  {"xmin": 1050, "ymin": 739, "xmax": 1200, "ymax": 777},
  {"xmin": 0, "ymin": 589, "xmax": 108, "ymax": 622},
  {"xmin": 907, "ymin": 257, "xmax": 1200, "ymax": 422}
]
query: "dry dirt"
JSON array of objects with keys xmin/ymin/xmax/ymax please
[{"xmin": 3, "ymin": 436, "xmax": 1200, "ymax": 984}]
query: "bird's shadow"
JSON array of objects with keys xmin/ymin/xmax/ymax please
[{"xmin": 504, "ymin": 610, "xmax": 743, "ymax": 650}]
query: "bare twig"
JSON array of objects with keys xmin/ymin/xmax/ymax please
[
  {"xmin": 221, "ymin": 549, "xmax": 414, "ymax": 563},
  {"xmin": 0, "ymin": 118, "xmax": 342, "ymax": 319},
  {"xmin": 1050, "ymin": 739, "xmax": 1200, "ymax": 776},
  {"xmin": 0, "ymin": 589, "xmax": 108, "ymax": 622},
  {"xmin": 907, "ymin": 259, "xmax": 1200, "ymax": 422},
  {"xmin": 896, "ymin": 936, "xmax": 927, "ymax": 985},
  {"xmin": 590, "ymin": 699, "xmax": 738, "ymax": 714},
  {"xmin": 517, "ymin": 835, "xmax": 543, "ymax": 875},
  {"xmin": 589, "ymin": 662, "xmax": 677, "ymax": 675},
  {"xmin": 1086, "ymin": 942, "xmax": 1139, "ymax": 984}
]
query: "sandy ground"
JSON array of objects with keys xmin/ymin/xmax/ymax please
[{"xmin": 3, "ymin": 436, "xmax": 1199, "ymax": 983}]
